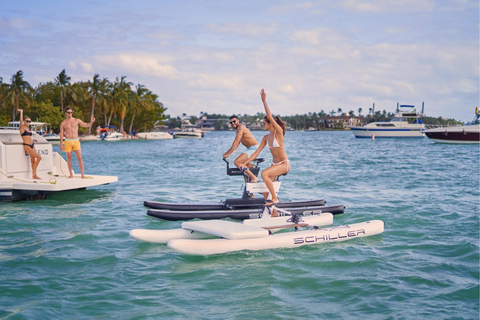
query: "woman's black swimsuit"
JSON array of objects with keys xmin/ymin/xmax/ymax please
[
  {"xmin": 21, "ymin": 130, "xmax": 33, "ymax": 136},
  {"xmin": 21, "ymin": 130, "xmax": 34, "ymax": 149},
  {"xmin": 23, "ymin": 143, "xmax": 35, "ymax": 149}
]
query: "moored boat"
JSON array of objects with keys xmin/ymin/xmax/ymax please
[
  {"xmin": 136, "ymin": 131, "xmax": 173, "ymax": 140},
  {"xmin": 173, "ymin": 120, "xmax": 203, "ymax": 139},
  {"xmin": 424, "ymin": 108, "xmax": 480, "ymax": 144},
  {"xmin": 0, "ymin": 128, "xmax": 118, "ymax": 201},
  {"xmin": 350, "ymin": 104, "xmax": 425, "ymax": 138}
]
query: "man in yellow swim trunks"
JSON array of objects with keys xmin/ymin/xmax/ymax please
[{"xmin": 59, "ymin": 107, "xmax": 95, "ymax": 178}]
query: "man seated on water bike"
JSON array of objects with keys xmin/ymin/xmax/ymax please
[{"xmin": 223, "ymin": 115, "xmax": 260, "ymax": 183}]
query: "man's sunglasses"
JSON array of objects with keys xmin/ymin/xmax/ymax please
[
  {"xmin": 66, "ymin": 111, "xmax": 73, "ymax": 114},
  {"xmin": 229, "ymin": 120, "xmax": 237, "ymax": 125}
]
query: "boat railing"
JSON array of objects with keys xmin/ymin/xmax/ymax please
[{"xmin": 424, "ymin": 124, "xmax": 464, "ymax": 130}]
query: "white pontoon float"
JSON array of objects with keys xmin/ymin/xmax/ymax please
[{"xmin": 131, "ymin": 205, "xmax": 384, "ymax": 255}]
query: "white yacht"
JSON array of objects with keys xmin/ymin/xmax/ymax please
[
  {"xmin": 0, "ymin": 128, "xmax": 117, "ymax": 201},
  {"xmin": 350, "ymin": 105, "xmax": 425, "ymax": 138},
  {"xmin": 173, "ymin": 120, "xmax": 203, "ymax": 139},
  {"xmin": 136, "ymin": 131, "xmax": 173, "ymax": 140}
]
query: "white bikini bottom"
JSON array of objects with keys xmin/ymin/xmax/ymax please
[{"xmin": 271, "ymin": 159, "xmax": 290, "ymax": 172}]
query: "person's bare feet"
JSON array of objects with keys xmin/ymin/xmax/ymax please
[
  {"xmin": 250, "ymin": 177, "xmax": 259, "ymax": 183},
  {"xmin": 271, "ymin": 208, "xmax": 278, "ymax": 217},
  {"xmin": 68, "ymin": 175, "xmax": 73, "ymax": 179},
  {"xmin": 33, "ymin": 175, "xmax": 41, "ymax": 180}
]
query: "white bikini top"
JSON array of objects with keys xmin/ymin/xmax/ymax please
[{"xmin": 268, "ymin": 130, "xmax": 284, "ymax": 149}]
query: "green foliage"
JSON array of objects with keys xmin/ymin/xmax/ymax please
[
  {"xmin": 0, "ymin": 70, "xmax": 169, "ymax": 134},
  {"xmin": 30, "ymin": 100, "xmax": 64, "ymax": 131}
]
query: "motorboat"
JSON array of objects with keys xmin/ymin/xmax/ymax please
[
  {"xmin": 80, "ymin": 134, "xmax": 98, "ymax": 142},
  {"xmin": 97, "ymin": 126, "xmax": 128, "ymax": 141},
  {"xmin": 350, "ymin": 104, "xmax": 425, "ymax": 138},
  {"xmin": 173, "ymin": 120, "xmax": 203, "ymax": 139},
  {"xmin": 0, "ymin": 128, "xmax": 118, "ymax": 201},
  {"xmin": 424, "ymin": 108, "xmax": 480, "ymax": 144},
  {"xmin": 99, "ymin": 132, "xmax": 128, "ymax": 141},
  {"xmin": 136, "ymin": 131, "xmax": 173, "ymax": 140},
  {"xmin": 42, "ymin": 133, "xmax": 62, "ymax": 145}
]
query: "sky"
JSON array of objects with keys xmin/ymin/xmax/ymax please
[{"xmin": 1, "ymin": 0, "xmax": 478, "ymax": 122}]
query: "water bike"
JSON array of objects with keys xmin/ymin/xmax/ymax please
[
  {"xmin": 131, "ymin": 204, "xmax": 384, "ymax": 255},
  {"xmin": 143, "ymin": 158, "xmax": 345, "ymax": 220}
]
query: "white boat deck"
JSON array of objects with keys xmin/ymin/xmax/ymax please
[{"xmin": 0, "ymin": 129, "xmax": 118, "ymax": 201}]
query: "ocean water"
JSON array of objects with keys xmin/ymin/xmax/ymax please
[{"xmin": 0, "ymin": 131, "xmax": 478, "ymax": 319}]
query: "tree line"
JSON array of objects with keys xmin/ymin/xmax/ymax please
[
  {"xmin": 167, "ymin": 110, "xmax": 463, "ymax": 131},
  {"xmin": 0, "ymin": 70, "xmax": 167, "ymax": 134},
  {"xmin": 1, "ymin": 70, "xmax": 462, "ymax": 134}
]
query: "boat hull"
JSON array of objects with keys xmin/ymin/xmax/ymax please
[
  {"xmin": 350, "ymin": 128, "xmax": 425, "ymax": 138},
  {"xmin": 167, "ymin": 220, "xmax": 384, "ymax": 255},
  {"xmin": 424, "ymin": 126, "xmax": 480, "ymax": 144},
  {"xmin": 146, "ymin": 204, "xmax": 345, "ymax": 221},
  {"xmin": 136, "ymin": 132, "xmax": 173, "ymax": 140},
  {"xmin": 173, "ymin": 132, "xmax": 202, "ymax": 139}
]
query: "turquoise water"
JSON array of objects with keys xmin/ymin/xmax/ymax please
[{"xmin": 1, "ymin": 131, "xmax": 478, "ymax": 319}]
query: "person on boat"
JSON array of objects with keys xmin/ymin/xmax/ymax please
[
  {"xmin": 223, "ymin": 115, "xmax": 260, "ymax": 183},
  {"xmin": 240, "ymin": 89, "xmax": 290, "ymax": 214},
  {"xmin": 17, "ymin": 109, "xmax": 42, "ymax": 179},
  {"xmin": 59, "ymin": 107, "xmax": 95, "ymax": 179}
]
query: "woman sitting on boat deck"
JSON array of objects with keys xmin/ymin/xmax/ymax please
[
  {"xmin": 18, "ymin": 109, "xmax": 42, "ymax": 179},
  {"xmin": 240, "ymin": 89, "xmax": 290, "ymax": 213}
]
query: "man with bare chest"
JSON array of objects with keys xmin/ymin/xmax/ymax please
[
  {"xmin": 59, "ymin": 107, "xmax": 95, "ymax": 178},
  {"xmin": 223, "ymin": 116, "xmax": 260, "ymax": 182}
]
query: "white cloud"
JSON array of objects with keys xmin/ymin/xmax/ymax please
[
  {"xmin": 90, "ymin": 53, "xmax": 183, "ymax": 80},
  {"xmin": 206, "ymin": 22, "xmax": 280, "ymax": 37},
  {"xmin": 338, "ymin": 0, "xmax": 436, "ymax": 13}
]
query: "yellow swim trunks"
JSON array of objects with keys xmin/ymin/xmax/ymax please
[{"xmin": 64, "ymin": 139, "xmax": 81, "ymax": 152}]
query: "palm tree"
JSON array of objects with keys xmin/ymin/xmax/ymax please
[
  {"xmin": 5, "ymin": 70, "xmax": 32, "ymax": 121},
  {"xmin": 110, "ymin": 76, "xmax": 133, "ymax": 131},
  {"xmin": 128, "ymin": 84, "xmax": 149, "ymax": 134},
  {"xmin": 54, "ymin": 69, "xmax": 71, "ymax": 113},
  {"xmin": 358, "ymin": 108, "xmax": 363, "ymax": 116},
  {"xmin": 87, "ymin": 74, "xmax": 108, "ymax": 133}
]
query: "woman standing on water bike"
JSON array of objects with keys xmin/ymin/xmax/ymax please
[
  {"xmin": 18, "ymin": 109, "xmax": 42, "ymax": 179},
  {"xmin": 240, "ymin": 89, "xmax": 290, "ymax": 212}
]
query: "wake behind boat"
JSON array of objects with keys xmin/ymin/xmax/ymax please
[{"xmin": 350, "ymin": 104, "xmax": 425, "ymax": 138}]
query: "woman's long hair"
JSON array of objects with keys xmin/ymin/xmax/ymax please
[{"xmin": 264, "ymin": 116, "xmax": 286, "ymax": 136}]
